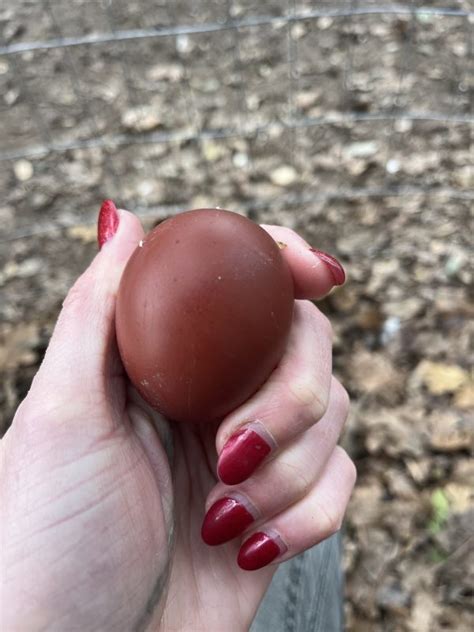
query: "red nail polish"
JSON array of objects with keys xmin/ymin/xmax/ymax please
[
  {"xmin": 238, "ymin": 532, "xmax": 283, "ymax": 571},
  {"xmin": 309, "ymin": 248, "xmax": 346, "ymax": 286},
  {"xmin": 98, "ymin": 199, "xmax": 119, "ymax": 249},
  {"xmin": 217, "ymin": 426, "xmax": 272, "ymax": 485},
  {"xmin": 201, "ymin": 497, "xmax": 255, "ymax": 546}
]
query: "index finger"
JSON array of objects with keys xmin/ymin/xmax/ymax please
[{"xmin": 261, "ymin": 225, "xmax": 346, "ymax": 299}]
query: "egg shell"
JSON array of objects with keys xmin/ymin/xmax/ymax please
[{"xmin": 116, "ymin": 208, "xmax": 294, "ymax": 424}]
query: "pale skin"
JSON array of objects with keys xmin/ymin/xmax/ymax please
[{"xmin": 0, "ymin": 210, "xmax": 356, "ymax": 631}]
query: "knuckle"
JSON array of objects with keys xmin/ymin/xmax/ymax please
[
  {"xmin": 332, "ymin": 379, "xmax": 351, "ymax": 417},
  {"xmin": 335, "ymin": 446, "xmax": 357, "ymax": 488},
  {"xmin": 316, "ymin": 311, "xmax": 333, "ymax": 341},
  {"xmin": 317, "ymin": 501, "xmax": 343, "ymax": 537},
  {"xmin": 274, "ymin": 459, "xmax": 314, "ymax": 500},
  {"xmin": 62, "ymin": 272, "xmax": 91, "ymax": 314},
  {"xmin": 287, "ymin": 377, "xmax": 327, "ymax": 422},
  {"xmin": 301, "ymin": 302, "xmax": 333, "ymax": 341}
]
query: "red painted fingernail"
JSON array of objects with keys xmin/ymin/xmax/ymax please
[
  {"xmin": 217, "ymin": 425, "xmax": 273, "ymax": 485},
  {"xmin": 309, "ymin": 248, "xmax": 346, "ymax": 286},
  {"xmin": 238, "ymin": 532, "xmax": 286, "ymax": 571},
  {"xmin": 98, "ymin": 199, "xmax": 119, "ymax": 249},
  {"xmin": 201, "ymin": 497, "xmax": 256, "ymax": 546}
]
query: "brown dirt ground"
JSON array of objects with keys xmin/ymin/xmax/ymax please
[{"xmin": 1, "ymin": 2, "xmax": 473, "ymax": 630}]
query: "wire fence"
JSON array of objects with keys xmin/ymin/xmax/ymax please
[{"xmin": 0, "ymin": 1, "xmax": 472, "ymax": 242}]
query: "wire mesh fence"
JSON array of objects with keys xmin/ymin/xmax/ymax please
[{"xmin": 0, "ymin": 1, "xmax": 472, "ymax": 243}]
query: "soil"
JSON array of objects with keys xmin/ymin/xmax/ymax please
[{"xmin": 1, "ymin": 2, "xmax": 473, "ymax": 630}]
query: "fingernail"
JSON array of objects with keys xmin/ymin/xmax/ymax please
[
  {"xmin": 238, "ymin": 531, "xmax": 287, "ymax": 571},
  {"xmin": 309, "ymin": 248, "xmax": 346, "ymax": 286},
  {"xmin": 201, "ymin": 496, "xmax": 256, "ymax": 546},
  {"xmin": 98, "ymin": 199, "xmax": 119, "ymax": 249},
  {"xmin": 217, "ymin": 423, "xmax": 275, "ymax": 485}
]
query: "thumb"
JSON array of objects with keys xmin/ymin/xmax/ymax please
[{"xmin": 29, "ymin": 203, "xmax": 145, "ymax": 410}]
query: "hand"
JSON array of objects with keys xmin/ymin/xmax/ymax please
[{"xmin": 0, "ymin": 205, "xmax": 356, "ymax": 631}]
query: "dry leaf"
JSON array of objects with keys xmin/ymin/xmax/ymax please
[
  {"xmin": 454, "ymin": 381, "xmax": 474, "ymax": 409},
  {"xmin": 408, "ymin": 591, "xmax": 440, "ymax": 632},
  {"xmin": 428, "ymin": 411, "xmax": 473, "ymax": 453},
  {"xmin": 0, "ymin": 323, "xmax": 40, "ymax": 370},
  {"xmin": 348, "ymin": 350, "xmax": 405, "ymax": 404},
  {"xmin": 444, "ymin": 483, "xmax": 474, "ymax": 514},
  {"xmin": 415, "ymin": 360, "xmax": 469, "ymax": 395},
  {"xmin": 67, "ymin": 224, "xmax": 97, "ymax": 243}
]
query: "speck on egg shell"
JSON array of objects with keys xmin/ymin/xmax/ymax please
[{"xmin": 116, "ymin": 208, "xmax": 294, "ymax": 424}]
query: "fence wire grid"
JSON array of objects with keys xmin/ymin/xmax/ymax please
[{"xmin": 0, "ymin": 1, "xmax": 472, "ymax": 243}]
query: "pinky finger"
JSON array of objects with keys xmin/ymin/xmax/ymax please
[{"xmin": 237, "ymin": 446, "xmax": 356, "ymax": 571}]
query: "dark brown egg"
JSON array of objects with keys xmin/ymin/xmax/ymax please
[{"xmin": 116, "ymin": 208, "xmax": 294, "ymax": 423}]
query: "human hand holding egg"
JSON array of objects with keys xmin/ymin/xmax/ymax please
[{"xmin": 0, "ymin": 202, "xmax": 355, "ymax": 631}]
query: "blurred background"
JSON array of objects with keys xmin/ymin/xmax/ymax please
[{"xmin": 0, "ymin": 1, "xmax": 472, "ymax": 629}]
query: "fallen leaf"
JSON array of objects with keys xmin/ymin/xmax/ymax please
[
  {"xmin": 415, "ymin": 360, "xmax": 469, "ymax": 395},
  {"xmin": 408, "ymin": 591, "xmax": 440, "ymax": 632},
  {"xmin": 428, "ymin": 411, "xmax": 473, "ymax": 453},
  {"xmin": 0, "ymin": 324, "xmax": 40, "ymax": 370},
  {"xmin": 444, "ymin": 483, "xmax": 474, "ymax": 514},
  {"xmin": 454, "ymin": 380, "xmax": 474, "ymax": 410},
  {"xmin": 347, "ymin": 479, "xmax": 384, "ymax": 528},
  {"xmin": 348, "ymin": 350, "xmax": 405, "ymax": 404},
  {"xmin": 67, "ymin": 224, "xmax": 97, "ymax": 243}
]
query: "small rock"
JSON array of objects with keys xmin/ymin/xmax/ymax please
[
  {"xmin": 13, "ymin": 159, "xmax": 33, "ymax": 182},
  {"xmin": 445, "ymin": 251, "xmax": 467, "ymax": 278},
  {"xmin": 233, "ymin": 152, "xmax": 249, "ymax": 169},
  {"xmin": 454, "ymin": 165, "xmax": 473, "ymax": 188},
  {"xmin": 386, "ymin": 158, "xmax": 400, "ymax": 174},
  {"xmin": 270, "ymin": 165, "xmax": 298, "ymax": 187},
  {"xmin": 176, "ymin": 34, "xmax": 193, "ymax": 55},
  {"xmin": 4, "ymin": 88, "xmax": 19, "ymax": 106},
  {"xmin": 147, "ymin": 63, "xmax": 183, "ymax": 83},
  {"xmin": 295, "ymin": 91, "xmax": 319, "ymax": 110},
  {"xmin": 122, "ymin": 106, "xmax": 161, "ymax": 132},
  {"xmin": 290, "ymin": 23, "xmax": 306, "ymax": 39},
  {"xmin": 343, "ymin": 141, "xmax": 379, "ymax": 159},
  {"xmin": 380, "ymin": 315, "xmax": 401, "ymax": 345},
  {"xmin": 317, "ymin": 16, "xmax": 333, "ymax": 29},
  {"xmin": 202, "ymin": 140, "xmax": 227, "ymax": 162}
]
